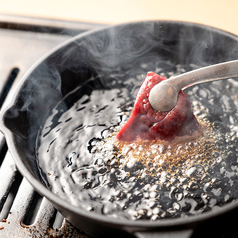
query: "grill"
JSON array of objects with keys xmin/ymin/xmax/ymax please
[{"xmin": 0, "ymin": 14, "xmax": 237, "ymax": 238}]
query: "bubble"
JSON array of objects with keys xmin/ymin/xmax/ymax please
[{"xmin": 37, "ymin": 61, "xmax": 238, "ymax": 221}]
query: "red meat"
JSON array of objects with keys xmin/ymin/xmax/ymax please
[{"xmin": 116, "ymin": 72, "xmax": 199, "ymax": 142}]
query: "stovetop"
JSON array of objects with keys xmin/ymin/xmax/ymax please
[{"xmin": 0, "ymin": 14, "xmax": 237, "ymax": 238}]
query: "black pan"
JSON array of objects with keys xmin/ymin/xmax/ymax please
[{"xmin": 1, "ymin": 21, "xmax": 238, "ymax": 238}]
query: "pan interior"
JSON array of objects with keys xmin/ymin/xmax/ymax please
[{"xmin": 36, "ymin": 57, "xmax": 238, "ymax": 221}]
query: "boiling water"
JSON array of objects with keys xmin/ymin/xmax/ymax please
[{"xmin": 36, "ymin": 61, "xmax": 238, "ymax": 221}]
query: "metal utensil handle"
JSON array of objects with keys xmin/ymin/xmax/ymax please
[
  {"xmin": 170, "ymin": 59, "xmax": 238, "ymax": 91},
  {"xmin": 149, "ymin": 59, "xmax": 238, "ymax": 112}
]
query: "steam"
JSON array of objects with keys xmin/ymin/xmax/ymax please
[{"xmin": 3, "ymin": 21, "xmax": 238, "ymax": 181}]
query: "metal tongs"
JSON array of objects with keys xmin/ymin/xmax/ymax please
[{"xmin": 149, "ymin": 59, "xmax": 238, "ymax": 112}]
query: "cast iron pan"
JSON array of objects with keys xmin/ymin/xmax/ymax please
[{"xmin": 1, "ymin": 21, "xmax": 238, "ymax": 238}]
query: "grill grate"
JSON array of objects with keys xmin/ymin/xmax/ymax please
[{"xmin": 0, "ymin": 14, "xmax": 104, "ymax": 237}]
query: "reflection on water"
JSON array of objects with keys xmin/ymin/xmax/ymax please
[{"xmin": 36, "ymin": 61, "xmax": 238, "ymax": 220}]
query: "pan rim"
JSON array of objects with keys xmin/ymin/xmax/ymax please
[{"xmin": 1, "ymin": 20, "xmax": 238, "ymax": 230}]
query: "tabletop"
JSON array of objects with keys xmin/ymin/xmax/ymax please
[{"xmin": 0, "ymin": 0, "xmax": 238, "ymax": 35}]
